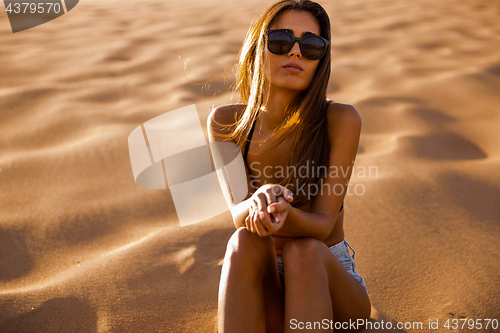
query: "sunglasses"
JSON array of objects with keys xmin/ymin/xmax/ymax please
[{"xmin": 265, "ymin": 29, "xmax": 330, "ymax": 61}]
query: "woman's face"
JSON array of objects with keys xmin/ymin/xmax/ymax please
[{"xmin": 264, "ymin": 10, "xmax": 322, "ymax": 92}]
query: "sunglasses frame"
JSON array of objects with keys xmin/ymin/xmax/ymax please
[{"xmin": 264, "ymin": 29, "xmax": 330, "ymax": 61}]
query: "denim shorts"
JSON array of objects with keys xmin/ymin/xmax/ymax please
[{"xmin": 276, "ymin": 239, "xmax": 367, "ymax": 292}]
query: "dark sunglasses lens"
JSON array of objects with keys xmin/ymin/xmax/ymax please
[
  {"xmin": 267, "ymin": 31, "xmax": 293, "ymax": 55},
  {"xmin": 301, "ymin": 35, "xmax": 327, "ymax": 60}
]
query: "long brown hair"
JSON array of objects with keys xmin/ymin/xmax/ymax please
[{"xmin": 216, "ymin": 0, "xmax": 332, "ymax": 207}]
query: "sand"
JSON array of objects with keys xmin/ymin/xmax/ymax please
[{"xmin": 0, "ymin": 0, "xmax": 499, "ymax": 331}]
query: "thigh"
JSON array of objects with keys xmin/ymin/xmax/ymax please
[
  {"xmin": 324, "ymin": 246, "xmax": 371, "ymax": 328},
  {"xmin": 226, "ymin": 228, "xmax": 286, "ymax": 332},
  {"xmin": 263, "ymin": 254, "xmax": 285, "ymax": 333},
  {"xmin": 283, "ymin": 237, "xmax": 370, "ymax": 329}
]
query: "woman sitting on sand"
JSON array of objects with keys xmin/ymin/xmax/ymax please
[{"xmin": 208, "ymin": 0, "xmax": 370, "ymax": 331}]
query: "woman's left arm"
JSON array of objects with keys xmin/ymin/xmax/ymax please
[{"xmin": 276, "ymin": 104, "xmax": 362, "ymax": 241}]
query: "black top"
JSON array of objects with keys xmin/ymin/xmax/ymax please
[
  {"xmin": 243, "ymin": 117, "xmax": 257, "ymax": 161},
  {"xmin": 243, "ymin": 117, "xmax": 343, "ymax": 212}
]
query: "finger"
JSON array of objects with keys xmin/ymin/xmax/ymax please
[
  {"xmin": 273, "ymin": 212, "xmax": 284, "ymax": 229},
  {"xmin": 277, "ymin": 196, "xmax": 288, "ymax": 205},
  {"xmin": 284, "ymin": 188, "xmax": 294, "ymax": 202},
  {"xmin": 248, "ymin": 207, "xmax": 257, "ymax": 233},
  {"xmin": 247, "ymin": 215, "xmax": 253, "ymax": 233},
  {"xmin": 260, "ymin": 211, "xmax": 278, "ymax": 233},
  {"xmin": 264, "ymin": 191, "xmax": 275, "ymax": 208},
  {"xmin": 267, "ymin": 203, "xmax": 278, "ymax": 214},
  {"xmin": 246, "ymin": 216, "xmax": 257, "ymax": 234},
  {"xmin": 255, "ymin": 193, "xmax": 268, "ymax": 212},
  {"xmin": 265, "ymin": 187, "xmax": 277, "ymax": 206},
  {"xmin": 268, "ymin": 200, "xmax": 286, "ymax": 214},
  {"xmin": 259, "ymin": 211, "xmax": 275, "ymax": 231},
  {"xmin": 254, "ymin": 213, "xmax": 269, "ymax": 237},
  {"xmin": 258, "ymin": 204, "xmax": 273, "ymax": 226},
  {"xmin": 251, "ymin": 209, "xmax": 260, "ymax": 233},
  {"xmin": 249, "ymin": 201, "xmax": 257, "ymax": 226}
]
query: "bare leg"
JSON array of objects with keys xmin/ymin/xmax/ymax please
[
  {"xmin": 282, "ymin": 238, "xmax": 370, "ymax": 332},
  {"xmin": 218, "ymin": 227, "xmax": 285, "ymax": 333}
]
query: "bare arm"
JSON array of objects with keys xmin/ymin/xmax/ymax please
[
  {"xmin": 231, "ymin": 196, "xmax": 253, "ymax": 229},
  {"xmin": 208, "ymin": 105, "xmax": 294, "ymax": 232},
  {"xmin": 207, "ymin": 104, "xmax": 250, "ymax": 229},
  {"xmin": 265, "ymin": 104, "xmax": 362, "ymax": 240}
]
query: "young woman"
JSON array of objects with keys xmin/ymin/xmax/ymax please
[{"xmin": 208, "ymin": 0, "xmax": 370, "ymax": 331}]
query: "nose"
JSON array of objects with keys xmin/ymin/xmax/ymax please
[{"xmin": 288, "ymin": 39, "xmax": 301, "ymax": 58}]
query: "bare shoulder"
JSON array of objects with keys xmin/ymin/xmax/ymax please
[
  {"xmin": 326, "ymin": 102, "xmax": 361, "ymax": 128},
  {"xmin": 326, "ymin": 102, "xmax": 362, "ymax": 151},
  {"xmin": 207, "ymin": 103, "xmax": 247, "ymax": 129}
]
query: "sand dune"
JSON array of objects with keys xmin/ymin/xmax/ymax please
[{"xmin": 1, "ymin": 0, "xmax": 499, "ymax": 331}]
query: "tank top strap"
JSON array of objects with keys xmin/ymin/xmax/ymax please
[{"xmin": 243, "ymin": 118, "xmax": 257, "ymax": 161}]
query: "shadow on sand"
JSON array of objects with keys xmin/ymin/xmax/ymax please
[{"xmin": 0, "ymin": 296, "xmax": 98, "ymax": 333}]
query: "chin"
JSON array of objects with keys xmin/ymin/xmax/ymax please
[
  {"xmin": 283, "ymin": 84, "xmax": 311, "ymax": 92},
  {"xmin": 274, "ymin": 78, "xmax": 312, "ymax": 92}
]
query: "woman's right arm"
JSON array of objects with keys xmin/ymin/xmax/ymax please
[
  {"xmin": 207, "ymin": 104, "xmax": 251, "ymax": 229},
  {"xmin": 230, "ymin": 196, "xmax": 252, "ymax": 229},
  {"xmin": 208, "ymin": 105, "xmax": 292, "ymax": 232}
]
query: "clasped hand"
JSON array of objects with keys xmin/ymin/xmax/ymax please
[{"xmin": 245, "ymin": 184, "xmax": 294, "ymax": 237}]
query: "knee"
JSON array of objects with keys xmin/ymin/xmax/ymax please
[
  {"xmin": 282, "ymin": 238, "xmax": 326, "ymax": 272},
  {"xmin": 225, "ymin": 227, "xmax": 273, "ymax": 264}
]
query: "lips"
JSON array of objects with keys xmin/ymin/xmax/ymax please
[{"xmin": 283, "ymin": 63, "xmax": 303, "ymax": 72}]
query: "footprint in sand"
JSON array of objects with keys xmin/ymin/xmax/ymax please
[
  {"xmin": 407, "ymin": 107, "xmax": 457, "ymax": 125},
  {"xmin": 356, "ymin": 96, "xmax": 423, "ymax": 135},
  {"xmin": 356, "ymin": 96, "xmax": 422, "ymax": 156},
  {"xmin": 0, "ymin": 230, "xmax": 34, "ymax": 281},
  {"xmin": 398, "ymin": 132, "xmax": 487, "ymax": 160},
  {"xmin": 487, "ymin": 63, "xmax": 500, "ymax": 77}
]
